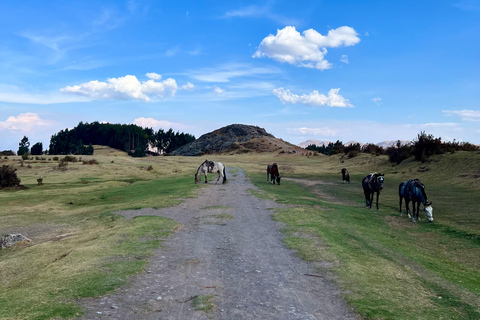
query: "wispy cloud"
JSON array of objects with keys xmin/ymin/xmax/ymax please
[
  {"xmin": 372, "ymin": 97, "xmax": 381, "ymax": 105},
  {"xmin": 287, "ymin": 127, "xmax": 337, "ymax": 136},
  {"xmin": 340, "ymin": 55, "xmax": 349, "ymax": 64},
  {"xmin": 60, "ymin": 73, "xmax": 177, "ymax": 102},
  {"xmin": 253, "ymin": 26, "xmax": 360, "ymax": 70},
  {"xmin": 0, "ymin": 84, "xmax": 90, "ymax": 104},
  {"xmin": 443, "ymin": 109, "xmax": 480, "ymax": 121},
  {"xmin": 223, "ymin": 5, "xmax": 299, "ymax": 25},
  {"xmin": 273, "ymin": 88, "xmax": 353, "ymax": 107},
  {"xmin": 189, "ymin": 62, "xmax": 280, "ymax": 83}
]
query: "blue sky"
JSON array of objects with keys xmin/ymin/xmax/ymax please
[{"xmin": 1, "ymin": 0, "xmax": 479, "ymax": 152}]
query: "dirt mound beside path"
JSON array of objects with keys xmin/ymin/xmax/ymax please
[{"xmin": 78, "ymin": 168, "xmax": 355, "ymax": 319}]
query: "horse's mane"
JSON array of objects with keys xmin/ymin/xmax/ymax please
[{"xmin": 196, "ymin": 160, "xmax": 209, "ymax": 175}]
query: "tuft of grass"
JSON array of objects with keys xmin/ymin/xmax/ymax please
[{"xmin": 192, "ymin": 295, "xmax": 214, "ymax": 312}]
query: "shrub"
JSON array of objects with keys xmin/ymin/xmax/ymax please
[
  {"xmin": 82, "ymin": 159, "xmax": 99, "ymax": 165},
  {"xmin": 386, "ymin": 143, "xmax": 412, "ymax": 164},
  {"xmin": 21, "ymin": 152, "xmax": 30, "ymax": 161},
  {"xmin": 147, "ymin": 165, "xmax": 153, "ymax": 171},
  {"xmin": 0, "ymin": 165, "xmax": 21, "ymax": 188},
  {"xmin": 412, "ymin": 131, "xmax": 443, "ymax": 163},
  {"xmin": 61, "ymin": 155, "xmax": 78, "ymax": 162},
  {"xmin": 37, "ymin": 178, "xmax": 44, "ymax": 186}
]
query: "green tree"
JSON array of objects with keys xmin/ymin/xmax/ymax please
[
  {"xmin": 31, "ymin": 142, "xmax": 43, "ymax": 155},
  {"xmin": 17, "ymin": 136, "xmax": 30, "ymax": 155}
]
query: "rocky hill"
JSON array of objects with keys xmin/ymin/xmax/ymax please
[{"xmin": 170, "ymin": 124, "xmax": 304, "ymax": 156}]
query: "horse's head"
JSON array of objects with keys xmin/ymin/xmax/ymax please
[
  {"xmin": 194, "ymin": 174, "xmax": 199, "ymax": 184},
  {"xmin": 376, "ymin": 174, "xmax": 385, "ymax": 190},
  {"xmin": 276, "ymin": 176, "xmax": 281, "ymax": 185},
  {"xmin": 425, "ymin": 201, "xmax": 434, "ymax": 222}
]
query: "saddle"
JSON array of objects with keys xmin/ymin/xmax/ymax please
[{"xmin": 406, "ymin": 179, "xmax": 423, "ymax": 197}]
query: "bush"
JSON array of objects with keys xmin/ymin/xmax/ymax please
[
  {"xmin": 61, "ymin": 155, "xmax": 78, "ymax": 162},
  {"xmin": 21, "ymin": 152, "xmax": 30, "ymax": 161},
  {"xmin": 386, "ymin": 144, "xmax": 412, "ymax": 164},
  {"xmin": 0, "ymin": 165, "xmax": 21, "ymax": 188},
  {"xmin": 82, "ymin": 159, "xmax": 99, "ymax": 165}
]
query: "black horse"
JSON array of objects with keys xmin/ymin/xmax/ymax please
[
  {"xmin": 341, "ymin": 168, "xmax": 350, "ymax": 183},
  {"xmin": 362, "ymin": 173, "xmax": 385, "ymax": 210},
  {"xmin": 267, "ymin": 163, "xmax": 281, "ymax": 185},
  {"xmin": 399, "ymin": 179, "xmax": 433, "ymax": 222}
]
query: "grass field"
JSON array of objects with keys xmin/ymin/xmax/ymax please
[
  {"xmin": 1, "ymin": 147, "xmax": 479, "ymax": 319},
  {"xmin": 244, "ymin": 151, "xmax": 480, "ymax": 319}
]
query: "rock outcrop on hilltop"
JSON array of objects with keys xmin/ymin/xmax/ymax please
[{"xmin": 170, "ymin": 124, "xmax": 276, "ymax": 156}]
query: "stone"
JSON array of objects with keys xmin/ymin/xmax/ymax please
[{"xmin": 0, "ymin": 234, "xmax": 32, "ymax": 249}]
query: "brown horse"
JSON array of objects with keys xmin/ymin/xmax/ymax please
[
  {"xmin": 362, "ymin": 172, "xmax": 385, "ymax": 210},
  {"xmin": 267, "ymin": 163, "xmax": 281, "ymax": 185},
  {"xmin": 341, "ymin": 168, "xmax": 350, "ymax": 183}
]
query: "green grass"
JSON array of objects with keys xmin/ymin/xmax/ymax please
[
  {"xmin": 192, "ymin": 295, "xmax": 214, "ymax": 312},
  {"xmin": 247, "ymin": 168, "xmax": 480, "ymax": 320},
  {"xmin": 0, "ymin": 157, "xmax": 199, "ymax": 320}
]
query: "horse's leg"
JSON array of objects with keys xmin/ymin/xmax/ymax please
[
  {"xmin": 375, "ymin": 191, "xmax": 380, "ymax": 210},
  {"xmin": 399, "ymin": 195, "xmax": 403, "ymax": 216},
  {"xmin": 363, "ymin": 191, "xmax": 370, "ymax": 208},
  {"xmin": 369, "ymin": 192, "xmax": 374, "ymax": 209},
  {"xmin": 204, "ymin": 172, "xmax": 208, "ymax": 183},
  {"xmin": 405, "ymin": 200, "xmax": 411, "ymax": 219},
  {"xmin": 216, "ymin": 171, "xmax": 221, "ymax": 184},
  {"xmin": 416, "ymin": 202, "xmax": 421, "ymax": 221}
]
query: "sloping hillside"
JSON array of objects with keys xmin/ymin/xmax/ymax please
[{"xmin": 170, "ymin": 124, "xmax": 306, "ymax": 156}]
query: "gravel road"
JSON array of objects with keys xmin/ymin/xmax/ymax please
[{"xmin": 78, "ymin": 167, "xmax": 355, "ymax": 319}]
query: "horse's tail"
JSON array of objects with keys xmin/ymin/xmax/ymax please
[{"xmin": 222, "ymin": 166, "xmax": 226, "ymax": 184}]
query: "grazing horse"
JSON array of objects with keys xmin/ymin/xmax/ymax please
[
  {"xmin": 362, "ymin": 173, "xmax": 385, "ymax": 210},
  {"xmin": 195, "ymin": 160, "xmax": 214, "ymax": 184},
  {"xmin": 341, "ymin": 168, "xmax": 350, "ymax": 183},
  {"xmin": 399, "ymin": 179, "xmax": 433, "ymax": 222},
  {"xmin": 267, "ymin": 163, "xmax": 281, "ymax": 185}
]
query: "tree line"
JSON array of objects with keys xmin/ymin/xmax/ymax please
[
  {"xmin": 306, "ymin": 131, "xmax": 479, "ymax": 164},
  {"xmin": 5, "ymin": 122, "xmax": 195, "ymax": 157}
]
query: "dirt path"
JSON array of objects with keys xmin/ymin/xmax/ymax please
[{"xmin": 78, "ymin": 168, "xmax": 355, "ymax": 319}]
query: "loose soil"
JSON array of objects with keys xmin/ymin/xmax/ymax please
[{"xmin": 78, "ymin": 168, "xmax": 355, "ymax": 319}]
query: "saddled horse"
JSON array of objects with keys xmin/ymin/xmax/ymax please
[
  {"xmin": 341, "ymin": 168, "xmax": 350, "ymax": 183},
  {"xmin": 267, "ymin": 163, "xmax": 281, "ymax": 185},
  {"xmin": 362, "ymin": 172, "xmax": 385, "ymax": 210},
  {"xmin": 195, "ymin": 160, "xmax": 226, "ymax": 184},
  {"xmin": 399, "ymin": 179, "xmax": 433, "ymax": 222}
]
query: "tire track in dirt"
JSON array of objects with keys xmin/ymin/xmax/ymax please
[{"xmin": 78, "ymin": 168, "xmax": 355, "ymax": 319}]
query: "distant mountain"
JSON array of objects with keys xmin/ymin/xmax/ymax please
[
  {"xmin": 297, "ymin": 140, "xmax": 332, "ymax": 148},
  {"xmin": 297, "ymin": 139, "xmax": 411, "ymax": 149},
  {"xmin": 375, "ymin": 140, "xmax": 411, "ymax": 148}
]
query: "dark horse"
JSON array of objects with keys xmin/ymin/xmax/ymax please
[
  {"xmin": 267, "ymin": 163, "xmax": 281, "ymax": 185},
  {"xmin": 362, "ymin": 173, "xmax": 385, "ymax": 210},
  {"xmin": 399, "ymin": 179, "xmax": 433, "ymax": 222},
  {"xmin": 341, "ymin": 168, "xmax": 350, "ymax": 183}
]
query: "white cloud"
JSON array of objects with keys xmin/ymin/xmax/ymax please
[
  {"xmin": 372, "ymin": 97, "xmax": 381, "ymax": 105},
  {"xmin": 287, "ymin": 127, "xmax": 337, "ymax": 136},
  {"xmin": 253, "ymin": 26, "xmax": 360, "ymax": 69},
  {"xmin": 133, "ymin": 117, "xmax": 190, "ymax": 131},
  {"xmin": 273, "ymin": 88, "xmax": 353, "ymax": 107},
  {"xmin": 0, "ymin": 113, "xmax": 53, "ymax": 132},
  {"xmin": 214, "ymin": 87, "xmax": 225, "ymax": 94},
  {"xmin": 146, "ymin": 72, "xmax": 162, "ymax": 80},
  {"xmin": 340, "ymin": 55, "xmax": 349, "ymax": 64},
  {"xmin": 443, "ymin": 109, "xmax": 480, "ymax": 121},
  {"xmin": 60, "ymin": 74, "xmax": 177, "ymax": 102},
  {"xmin": 182, "ymin": 82, "xmax": 195, "ymax": 91}
]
